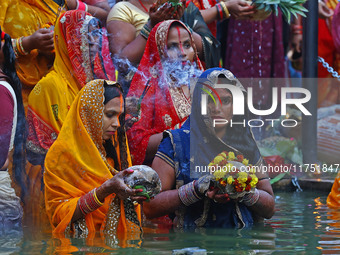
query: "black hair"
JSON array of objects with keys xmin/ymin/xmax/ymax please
[
  {"xmin": 0, "ymin": 26, "xmax": 27, "ymax": 198},
  {"xmin": 103, "ymin": 81, "xmax": 126, "ymax": 170},
  {"xmin": 103, "ymin": 82, "xmax": 122, "ymax": 104}
]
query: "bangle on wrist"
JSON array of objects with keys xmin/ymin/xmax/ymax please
[
  {"xmin": 219, "ymin": 2, "xmax": 230, "ymax": 19},
  {"xmin": 292, "ymin": 30, "xmax": 303, "ymax": 35},
  {"xmin": 12, "ymin": 39, "xmax": 19, "ymax": 58},
  {"xmin": 291, "ymin": 24, "xmax": 302, "ymax": 30},
  {"xmin": 216, "ymin": 3, "xmax": 224, "ymax": 20},
  {"xmin": 140, "ymin": 23, "xmax": 151, "ymax": 40},
  {"xmin": 242, "ymin": 188, "xmax": 260, "ymax": 207},
  {"xmin": 78, "ymin": 188, "xmax": 103, "ymax": 216},
  {"xmin": 16, "ymin": 37, "xmax": 29, "ymax": 56},
  {"xmin": 178, "ymin": 181, "xmax": 202, "ymax": 206}
]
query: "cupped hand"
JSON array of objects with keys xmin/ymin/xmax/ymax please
[
  {"xmin": 103, "ymin": 169, "xmax": 146, "ymax": 203},
  {"xmin": 172, "ymin": 0, "xmax": 186, "ymax": 20},
  {"xmin": 206, "ymin": 187, "xmax": 230, "ymax": 204},
  {"xmin": 149, "ymin": 2, "xmax": 174, "ymax": 27},
  {"xmin": 27, "ymin": 28, "xmax": 54, "ymax": 52},
  {"xmin": 226, "ymin": 0, "xmax": 256, "ymax": 19}
]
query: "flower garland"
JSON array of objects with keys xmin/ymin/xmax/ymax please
[{"xmin": 209, "ymin": 151, "xmax": 258, "ymax": 197}]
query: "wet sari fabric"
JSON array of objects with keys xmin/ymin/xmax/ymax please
[
  {"xmin": 44, "ymin": 80, "xmax": 141, "ymax": 245},
  {"xmin": 25, "ymin": 10, "xmax": 116, "ymax": 233}
]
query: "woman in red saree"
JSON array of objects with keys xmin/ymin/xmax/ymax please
[{"xmin": 125, "ymin": 20, "xmax": 203, "ymax": 165}]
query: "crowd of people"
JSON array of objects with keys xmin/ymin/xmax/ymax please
[{"xmin": 0, "ymin": 0, "xmax": 339, "ymax": 248}]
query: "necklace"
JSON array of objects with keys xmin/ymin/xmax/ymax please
[{"xmin": 138, "ymin": 0, "xmax": 149, "ymax": 13}]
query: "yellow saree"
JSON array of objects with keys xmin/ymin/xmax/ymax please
[
  {"xmin": 25, "ymin": 10, "xmax": 117, "ymax": 233},
  {"xmin": 44, "ymin": 80, "xmax": 141, "ymax": 245},
  {"xmin": 0, "ymin": 0, "xmax": 62, "ymax": 107},
  {"xmin": 27, "ymin": 10, "xmax": 116, "ymax": 160}
]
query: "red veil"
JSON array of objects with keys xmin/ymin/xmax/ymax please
[{"xmin": 126, "ymin": 20, "xmax": 203, "ymax": 165}]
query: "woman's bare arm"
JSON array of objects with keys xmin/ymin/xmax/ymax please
[
  {"xmin": 143, "ymin": 156, "xmax": 182, "ymax": 219},
  {"xmin": 107, "ymin": 20, "xmax": 148, "ymax": 66}
]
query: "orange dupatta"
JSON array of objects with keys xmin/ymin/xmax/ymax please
[
  {"xmin": 27, "ymin": 10, "xmax": 116, "ymax": 161},
  {"xmin": 44, "ymin": 80, "xmax": 141, "ymax": 243}
]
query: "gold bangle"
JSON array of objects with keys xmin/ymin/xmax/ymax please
[
  {"xmin": 17, "ymin": 37, "xmax": 29, "ymax": 55},
  {"xmin": 220, "ymin": 2, "xmax": 230, "ymax": 19},
  {"xmin": 93, "ymin": 188, "xmax": 104, "ymax": 206},
  {"xmin": 12, "ymin": 39, "xmax": 19, "ymax": 58}
]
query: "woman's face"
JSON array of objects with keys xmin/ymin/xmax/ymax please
[
  {"xmin": 166, "ymin": 26, "xmax": 195, "ymax": 62},
  {"xmin": 88, "ymin": 22, "xmax": 101, "ymax": 62},
  {"xmin": 102, "ymin": 96, "xmax": 124, "ymax": 140},
  {"xmin": 208, "ymin": 88, "xmax": 233, "ymax": 129}
]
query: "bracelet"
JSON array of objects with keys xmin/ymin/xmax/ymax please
[
  {"xmin": 16, "ymin": 37, "xmax": 29, "ymax": 56},
  {"xmin": 219, "ymin": 2, "xmax": 230, "ymax": 19},
  {"xmin": 178, "ymin": 181, "xmax": 202, "ymax": 206},
  {"xmin": 292, "ymin": 30, "xmax": 303, "ymax": 35},
  {"xmin": 78, "ymin": 189, "xmax": 103, "ymax": 216},
  {"xmin": 12, "ymin": 39, "xmax": 19, "ymax": 58},
  {"xmin": 140, "ymin": 23, "xmax": 151, "ymax": 40},
  {"xmin": 93, "ymin": 188, "xmax": 104, "ymax": 206},
  {"xmin": 242, "ymin": 188, "xmax": 260, "ymax": 207},
  {"xmin": 215, "ymin": 3, "xmax": 224, "ymax": 20},
  {"xmin": 291, "ymin": 24, "xmax": 302, "ymax": 30}
]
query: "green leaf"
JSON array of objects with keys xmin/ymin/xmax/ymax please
[
  {"xmin": 270, "ymin": 173, "xmax": 287, "ymax": 185},
  {"xmin": 133, "ymin": 185, "xmax": 151, "ymax": 202}
]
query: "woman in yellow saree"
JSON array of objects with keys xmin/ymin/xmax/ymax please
[
  {"xmin": 25, "ymin": 10, "xmax": 116, "ymax": 233},
  {"xmin": 44, "ymin": 79, "xmax": 144, "ymax": 246},
  {"xmin": 0, "ymin": 0, "xmax": 61, "ymax": 108},
  {"xmin": 27, "ymin": 10, "xmax": 116, "ymax": 165}
]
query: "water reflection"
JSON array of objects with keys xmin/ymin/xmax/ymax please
[{"xmin": 3, "ymin": 191, "xmax": 340, "ymax": 254}]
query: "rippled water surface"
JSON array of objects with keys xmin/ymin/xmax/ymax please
[{"xmin": 2, "ymin": 191, "xmax": 340, "ymax": 254}]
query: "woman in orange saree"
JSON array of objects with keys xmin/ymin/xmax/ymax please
[
  {"xmin": 25, "ymin": 10, "xmax": 116, "ymax": 232},
  {"xmin": 44, "ymin": 80, "xmax": 144, "ymax": 247},
  {"xmin": 125, "ymin": 20, "xmax": 203, "ymax": 165}
]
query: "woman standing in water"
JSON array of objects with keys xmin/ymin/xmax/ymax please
[
  {"xmin": 25, "ymin": 10, "xmax": 116, "ymax": 232},
  {"xmin": 44, "ymin": 80, "xmax": 145, "ymax": 245},
  {"xmin": 144, "ymin": 68, "xmax": 274, "ymax": 228},
  {"xmin": 0, "ymin": 27, "xmax": 26, "ymax": 235}
]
